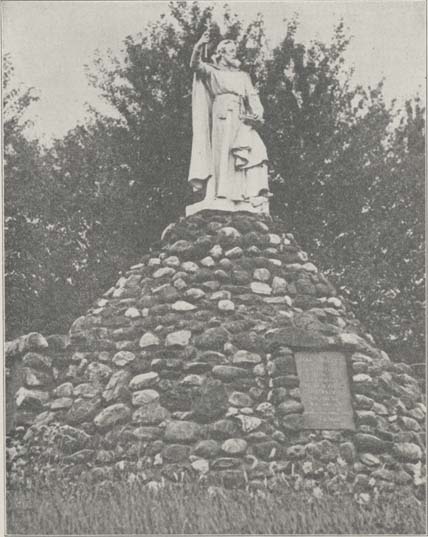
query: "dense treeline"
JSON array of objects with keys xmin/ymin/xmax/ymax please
[{"xmin": 4, "ymin": 2, "xmax": 424, "ymax": 364}]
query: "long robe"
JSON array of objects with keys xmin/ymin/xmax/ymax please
[{"xmin": 188, "ymin": 61, "xmax": 269, "ymax": 202}]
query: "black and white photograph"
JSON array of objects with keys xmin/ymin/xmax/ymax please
[{"xmin": 3, "ymin": 0, "xmax": 426, "ymax": 534}]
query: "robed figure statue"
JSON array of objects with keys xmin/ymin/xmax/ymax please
[{"xmin": 187, "ymin": 31, "xmax": 271, "ymax": 215}]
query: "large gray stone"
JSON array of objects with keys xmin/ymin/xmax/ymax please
[
  {"xmin": 132, "ymin": 389, "xmax": 160, "ymax": 406},
  {"xmin": 221, "ymin": 438, "xmax": 248, "ymax": 455},
  {"xmin": 212, "ymin": 366, "xmax": 250, "ymax": 381},
  {"xmin": 194, "ymin": 439, "xmax": 221, "ymax": 458},
  {"xmin": 192, "ymin": 380, "xmax": 228, "ymax": 423},
  {"xmin": 103, "ymin": 370, "xmax": 131, "ymax": 403},
  {"xmin": 232, "ymin": 350, "xmax": 262, "ymax": 366},
  {"xmin": 112, "ymin": 351, "xmax": 135, "ymax": 367},
  {"xmin": 164, "ymin": 421, "xmax": 201, "ymax": 443},
  {"xmin": 195, "ymin": 327, "xmax": 229, "ymax": 351},
  {"xmin": 94, "ymin": 403, "xmax": 131, "ymax": 428},
  {"xmin": 139, "ymin": 332, "xmax": 161, "ymax": 348},
  {"xmin": 129, "ymin": 372, "xmax": 160, "ymax": 390},
  {"xmin": 132, "ymin": 402, "xmax": 169, "ymax": 425},
  {"xmin": 166, "ymin": 330, "xmax": 192, "ymax": 347}
]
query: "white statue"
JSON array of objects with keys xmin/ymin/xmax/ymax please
[{"xmin": 187, "ymin": 30, "xmax": 271, "ymax": 215}]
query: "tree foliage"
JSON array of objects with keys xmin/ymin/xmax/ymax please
[{"xmin": 4, "ymin": 3, "xmax": 425, "ymax": 363}]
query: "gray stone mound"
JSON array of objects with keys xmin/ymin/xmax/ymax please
[{"xmin": 6, "ymin": 211, "xmax": 426, "ymax": 496}]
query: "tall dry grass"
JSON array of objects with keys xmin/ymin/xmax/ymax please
[{"xmin": 7, "ymin": 478, "xmax": 426, "ymax": 534}]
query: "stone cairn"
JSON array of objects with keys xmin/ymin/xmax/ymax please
[{"xmin": 6, "ymin": 211, "xmax": 426, "ymax": 497}]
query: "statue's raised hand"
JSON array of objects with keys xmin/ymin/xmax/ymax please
[{"xmin": 197, "ymin": 30, "xmax": 210, "ymax": 47}]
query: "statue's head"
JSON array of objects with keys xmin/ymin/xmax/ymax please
[{"xmin": 213, "ymin": 39, "xmax": 241, "ymax": 69}]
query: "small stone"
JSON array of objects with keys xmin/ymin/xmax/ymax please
[
  {"xmin": 302, "ymin": 262, "xmax": 317, "ymax": 273},
  {"xmin": 153, "ymin": 267, "xmax": 176, "ymax": 279},
  {"xmin": 50, "ymin": 397, "xmax": 73, "ymax": 410},
  {"xmin": 340, "ymin": 442, "xmax": 356, "ymax": 463},
  {"xmin": 181, "ymin": 374, "xmax": 205, "ymax": 386},
  {"xmin": 327, "ymin": 297, "xmax": 343, "ymax": 308},
  {"xmin": 53, "ymin": 382, "xmax": 74, "ymax": 398},
  {"xmin": 393, "ymin": 443, "xmax": 423, "ymax": 462},
  {"xmin": 355, "ymin": 433, "xmax": 388, "ymax": 453},
  {"xmin": 125, "ymin": 307, "xmax": 140, "ymax": 318},
  {"xmin": 23, "ymin": 368, "xmax": 51, "ymax": 387},
  {"xmin": 253, "ymin": 268, "xmax": 271, "ymax": 282},
  {"xmin": 372, "ymin": 402, "xmax": 388, "ymax": 415},
  {"xmin": 192, "ymin": 380, "xmax": 228, "ymax": 423},
  {"xmin": 221, "ymin": 438, "xmax": 248, "ymax": 455},
  {"xmin": 398, "ymin": 416, "xmax": 421, "ymax": 431},
  {"xmin": 225, "ymin": 247, "xmax": 243, "ymax": 258},
  {"xmin": 209, "ymin": 245, "xmax": 223, "ymax": 259},
  {"xmin": 286, "ymin": 445, "xmax": 306, "ymax": 458},
  {"xmin": 195, "ymin": 327, "xmax": 229, "ymax": 351},
  {"xmin": 191, "ymin": 458, "xmax": 210, "ymax": 474},
  {"xmin": 74, "ymin": 383, "xmax": 101, "ymax": 398},
  {"xmin": 164, "ymin": 256, "xmax": 180, "ymax": 267},
  {"xmin": 212, "ymin": 365, "xmax": 249, "ymax": 381},
  {"xmin": 229, "ymin": 392, "xmax": 253, "ymax": 408},
  {"xmin": 233, "ymin": 350, "xmax": 262, "ymax": 366},
  {"xmin": 277, "ymin": 400, "xmax": 304, "ymax": 415},
  {"xmin": 22, "ymin": 352, "xmax": 52, "ymax": 371},
  {"xmin": 103, "ymin": 370, "xmax": 131, "ymax": 403},
  {"xmin": 166, "ymin": 330, "xmax": 192, "ymax": 347},
  {"xmin": 132, "ymin": 402, "xmax": 169, "ymax": 425},
  {"xmin": 164, "ymin": 421, "xmax": 201, "ymax": 443},
  {"xmin": 256, "ymin": 402, "xmax": 274, "ymax": 416},
  {"xmin": 112, "ymin": 351, "xmax": 135, "ymax": 367},
  {"xmin": 139, "ymin": 333, "xmax": 160, "ymax": 348},
  {"xmin": 217, "ymin": 227, "xmax": 242, "ymax": 245},
  {"xmin": 353, "ymin": 374, "xmax": 372, "ymax": 383},
  {"xmin": 181, "ymin": 261, "xmax": 199, "ymax": 273},
  {"xmin": 174, "ymin": 278, "xmax": 187, "ymax": 291},
  {"xmin": 236, "ymin": 415, "xmax": 261, "ymax": 433},
  {"xmin": 281, "ymin": 413, "xmax": 303, "ymax": 431},
  {"xmin": 250, "ymin": 282, "xmax": 272, "ymax": 295},
  {"xmin": 269, "ymin": 233, "xmax": 281, "ymax": 245},
  {"xmin": 132, "ymin": 389, "xmax": 160, "ymax": 406},
  {"xmin": 201, "ymin": 256, "xmax": 215, "ymax": 267},
  {"xmin": 94, "ymin": 404, "xmax": 131, "ymax": 429},
  {"xmin": 148, "ymin": 258, "xmax": 161, "ymax": 266},
  {"xmin": 218, "ymin": 300, "xmax": 235, "ymax": 312},
  {"xmin": 194, "ymin": 439, "xmax": 221, "ymax": 458},
  {"xmin": 129, "ymin": 372, "xmax": 160, "ymax": 390},
  {"xmin": 253, "ymin": 363, "xmax": 266, "ymax": 376},
  {"xmin": 360, "ymin": 453, "xmax": 381, "ymax": 466},
  {"xmin": 185, "ymin": 288, "xmax": 206, "ymax": 300},
  {"xmin": 172, "ymin": 301, "xmax": 197, "ymax": 311},
  {"xmin": 162, "ymin": 444, "xmax": 191, "ymax": 463},
  {"xmin": 272, "ymin": 276, "xmax": 287, "ymax": 295},
  {"xmin": 132, "ymin": 427, "xmax": 162, "ymax": 441},
  {"xmin": 209, "ymin": 419, "xmax": 240, "ymax": 439},
  {"xmin": 85, "ymin": 362, "xmax": 112, "ymax": 384},
  {"xmin": 253, "ymin": 441, "xmax": 282, "ymax": 460}
]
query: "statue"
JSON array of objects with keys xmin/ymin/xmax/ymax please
[{"xmin": 186, "ymin": 30, "xmax": 272, "ymax": 216}]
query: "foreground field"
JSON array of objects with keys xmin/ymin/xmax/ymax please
[{"xmin": 7, "ymin": 479, "xmax": 426, "ymax": 535}]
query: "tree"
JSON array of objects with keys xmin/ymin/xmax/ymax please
[{"xmin": 3, "ymin": 54, "xmax": 49, "ymax": 338}]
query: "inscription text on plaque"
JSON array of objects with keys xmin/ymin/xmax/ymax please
[{"xmin": 295, "ymin": 351, "xmax": 355, "ymax": 430}]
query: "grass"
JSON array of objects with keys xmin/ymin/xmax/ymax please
[{"xmin": 7, "ymin": 478, "xmax": 426, "ymax": 535}]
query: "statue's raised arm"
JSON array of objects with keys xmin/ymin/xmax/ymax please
[
  {"xmin": 190, "ymin": 30, "xmax": 210, "ymax": 71},
  {"xmin": 187, "ymin": 34, "xmax": 271, "ymax": 216}
]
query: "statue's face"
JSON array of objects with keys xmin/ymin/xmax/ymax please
[{"xmin": 221, "ymin": 42, "xmax": 237, "ymax": 63}]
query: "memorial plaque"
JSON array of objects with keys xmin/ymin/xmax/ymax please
[{"xmin": 295, "ymin": 351, "xmax": 355, "ymax": 430}]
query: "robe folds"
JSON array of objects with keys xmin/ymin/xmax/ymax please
[{"xmin": 188, "ymin": 61, "xmax": 269, "ymax": 202}]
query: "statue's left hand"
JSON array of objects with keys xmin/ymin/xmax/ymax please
[{"xmin": 242, "ymin": 114, "xmax": 264, "ymax": 128}]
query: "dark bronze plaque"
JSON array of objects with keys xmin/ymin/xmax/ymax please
[{"xmin": 295, "ymin": 351, "xmax": 355, "ymax": 430}]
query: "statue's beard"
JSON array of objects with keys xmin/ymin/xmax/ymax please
[{"xmin": 218, "ymin": 56, "xmax": 241, "ymax": 70}]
